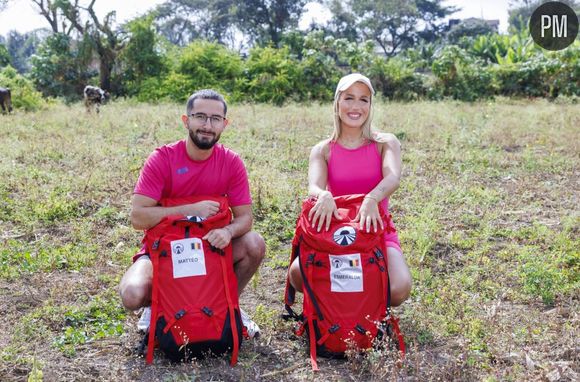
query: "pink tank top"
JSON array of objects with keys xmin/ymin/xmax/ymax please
[{"xmin": 327, "ymin": 141, "xmax": 389, "ymax": 212}]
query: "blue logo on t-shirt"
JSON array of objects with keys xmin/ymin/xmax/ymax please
[{"xmin": 176, "ymin": 167, "xmax": 189, "ymax": 175}]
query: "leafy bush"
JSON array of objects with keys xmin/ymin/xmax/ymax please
[
  {"xmin": 134, "ymin": 40, "xmax": 243, "ymax": 102},
  {"xmin": 0, "ymin": 65, "xmax": 44, "ymax": 111},
  {"xmin": 431, "ymin": 45, "xmax": 496, "ymax": 101},
  {"xmin": 367, "ymin": 56, "xmax": 427, "ymax": 101},
  {"xmin": 117, "ymin": 16, "xmax": 168, "ymax": 97},
  {"xmin": 243, "ymin": 46, "xmax": 300, "ymax": 105}
]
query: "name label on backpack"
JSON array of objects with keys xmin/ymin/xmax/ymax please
[
  {"xmin": 171, "ymin": 238, "xmax": 207, "ymax": 278},
  {"xmin": 329, "ymin": 253, "xmax": 363, "ymax": 292}
]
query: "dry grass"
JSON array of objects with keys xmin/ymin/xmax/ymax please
[{"xmin": 0, "ymin": 98, "xmax": 578, "ymax": 381}]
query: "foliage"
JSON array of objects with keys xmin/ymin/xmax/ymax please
[
  {"xmin": 117, "ymin": 16, "xmax": 168, "ymax": 97},
  {"xmin": 134, "ymin": 40, "xmax": 243, "ymax": 102},
  {"xmin": 29, "ymin": 33, "xmax": 94, "ymax": 101},
  {"xmin": 347, "ymin": 0, "xmax": 456, "ymax": 56},
  {"xmin": 367, "ymin": 56, "xmax": 427, "ymax": 100},
  {"xmin": 243, "ymin": 46, "xmax": 300, "ymax": 105},
  {"xmin": 31, "ymin": 0, "xmax": 124, "ymax": 91},
  {"xmin": 152, "ymin": 0, "xmax": 307, "ymax": 48},
  {"xmin": 491, "ymin": 44, "xmax": 580, "ymax": 98},
  {"xmin": 446, "ymin": 20, "xmax": 496, "ymax": 44},
  {"xmin": 153, "ymin": 0, "xmax": 238, "ymax": 47},
  {"xmin": 3, "ymin": 30, "xmax": 46, "ymax": 73},
  {"xmin": 0, "ymin": 43, "xmax": 10, "ymax": 68},
  {"xmin": 431, "ymin": 45, "xmax": 496, "ymax": 101},
  {"xmin": 0, "ymin": 65, "xmax": 44, "ymax": 110},
  {"xmin": 234, "ymin": 0, "xmax": 308, "ymax": 47}
]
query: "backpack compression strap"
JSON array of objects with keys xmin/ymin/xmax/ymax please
[
  {"xmin": 299, "ymin": 252, "xmax": 320, "ymax": 371},
  {"xmin": 218, "ymin": 250, "xmax": 240, "ymax": 366},
  {"xmin": 378, "ymin": 247, "xmax": 406, "ymax": 356},
  {"xmin": 146, "ymin": 240, "xmax": 162, "ymax": 364}
]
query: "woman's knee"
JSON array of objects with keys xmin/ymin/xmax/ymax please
[
  {"xmin": 387, "ymin": 247, "xmax": 412, "ymax": 306},
  {"xmin": 390, "ymin": 273, "xmax": 412, "ymax": 306},
  {"xmin": 288, "ymin": 258, "xmax": 303, "ymax": 292}
]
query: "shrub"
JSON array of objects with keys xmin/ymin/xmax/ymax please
[
  {"xmin": 431, "ymin": 45, "xmax": 496, "ymax": 101},
  {"xmin": 243, "ymin": 46, "xmax": 301, "ymax": 105},
  {"xmin": 0, "ymin": 65, "xmax": 44, "ymax": 111},
  {"xmin": 367, "ymin": 56, "xmax": 427, "ymax": 101}
]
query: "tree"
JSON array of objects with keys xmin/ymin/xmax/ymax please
[
  {"xmin": 234, "ymin": 0, "xmax": 308, "ymax": 47},
  {"xmin": 4, "ymin": 30, "xmax": 47, "ymax": 73},
  {"xmin": 323, "ymin": 0, "xmax": 359, "ymax": 41},
  {"xmin": 326, "ymin": 0, "xmax": 456, "ymax": 56},
  {"xmin": 153, "ymin": 0, "xmax": 238, "ymax": 47},
  {"xmin": 118, "ymin": 16, "xmax": 167, "ymax": 96},
  {"xmin": 29, "ymin": 32, "xmax": 94, "ymax": 99},
  {"xmin": 446, "ymin": 19, "xmax": 496, "ymax": 44},
  {"xmin": 31, "ymin": 0, "xmax": 125, "ymax": 91},
  {"xmin": 0, "ymin": 43, "xmax": 11, "ymax": 68}
]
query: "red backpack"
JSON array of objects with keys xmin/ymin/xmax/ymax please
[
  {"xmin": 143, "ymin": 195, "xmax": 242, "ymax": 365},
  {"xmin": 284, "ymin": 194, "xmax": 405, "ymax": 370}
]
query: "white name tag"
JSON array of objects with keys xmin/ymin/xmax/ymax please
[
  {"xmin": 329, "ymin": 253, "xmax": 363, "ymax": 292},
  {"xmin": 171, "ymin": 238, "xmax": 207, "ymax": 278}
]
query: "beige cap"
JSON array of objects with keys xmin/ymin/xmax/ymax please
[{"xmin": 335, "ymin": 73, "xmax": 375, "ymax": 98}]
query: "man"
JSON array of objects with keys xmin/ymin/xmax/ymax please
[{"xmin": 119, "ymin": 89, "xmax": 265, "ymax": 337}]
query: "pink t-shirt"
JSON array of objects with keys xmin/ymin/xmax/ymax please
[{"xmin": 134, "ymin": 140, "xmax": 251, "ymax": 206}]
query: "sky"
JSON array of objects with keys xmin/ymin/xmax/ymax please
[{"xmin": 0, "ymin": 0, "xmax": 511, "ymax": 37}]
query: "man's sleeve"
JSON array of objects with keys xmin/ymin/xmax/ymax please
[
  {"xmin": 133, "ymin": 149, "xmax": 169, "ymax": 201},
  {"xmin": 227, "ymin": 155, "xmax": 252, "ymax": 207}
]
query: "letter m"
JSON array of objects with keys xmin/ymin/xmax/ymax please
[{"xmin": 553, "ymin": 15, "xmax": 567, "ymax": 38}]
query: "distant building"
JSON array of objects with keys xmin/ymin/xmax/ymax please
[{"xmin": 448, "ymin": 18, "xmax": 500, "ymax": 33}]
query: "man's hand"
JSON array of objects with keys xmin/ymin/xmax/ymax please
[
  {"xmin": 185, "ymin": 200, "xmax": 220, "ymax": 218},
  {"xmin": 203, "ymin": 227, "xmax": 233, "ymax": 249}
]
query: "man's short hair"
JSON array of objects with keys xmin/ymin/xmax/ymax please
[{"xmin": 186, "ymin": 89, "xmax": 228, "ymax": 116}]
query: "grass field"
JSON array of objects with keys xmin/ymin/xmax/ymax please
[{"xmin": 0, "ymin": 98, "xmax": 578, "ymax": 381}]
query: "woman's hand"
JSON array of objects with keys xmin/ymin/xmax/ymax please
[
  {"xmin": 355, "ymin": 195, "xmax": 385, "ymax": 233},
  {"xmin": 308, "ymin": 191, "xmax": 341, "ymax": 232}
]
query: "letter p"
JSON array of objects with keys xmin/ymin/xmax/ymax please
[{"xmin": 541, "ymin": 14, "xmax": 552, "ymax": 37}]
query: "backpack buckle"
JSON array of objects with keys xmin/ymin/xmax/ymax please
[
  {"xmin": 174, "ymin": 309, "xmax": 186, "ymax": 319},
  {"xmin": 202, "ymin": 306, "xmax": 213, "ymax": 317}
]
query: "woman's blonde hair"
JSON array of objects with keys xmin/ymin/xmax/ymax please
[{"xmin": 330, "ymin": 79, "xmax": 378, "ymax": 142}]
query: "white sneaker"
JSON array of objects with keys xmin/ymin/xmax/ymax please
[
  {"xmin": 240, "ymin": 308, "xmax": 260, "ymax": 339},
  {"xmin": 137, "ymin": 307, "xmax": 151, "ymax": 332}
]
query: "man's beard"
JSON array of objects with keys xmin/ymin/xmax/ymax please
[{"xmin": 189, "ymin": 128, "xmax": 220, "ymax": 150}]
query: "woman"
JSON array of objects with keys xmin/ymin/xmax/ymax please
[{"xmin": 288, "ymin": 73, "xmax": 412, "ymax": 306}]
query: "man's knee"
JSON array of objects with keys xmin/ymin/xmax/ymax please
[
  {"xmin": 119, "ymin": 259, "xmax": 152, "ymax": 310},
  {"xmin": 241, "ymin": 231, "xmax": 266, "ymax": 264},
  {"xmin": 119, "ymin": 279, "xmax": 149, "ymax": 310}
]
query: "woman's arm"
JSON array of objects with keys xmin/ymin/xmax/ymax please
[
  {"xmin": 357, "ymin": 133, "xmax": 402, "ymax": 232},
  {"xmin": 307, "ymin": 140, "xmax": 340, "ymax": 231},
  {"xmin": 369, "ymin": 133, "xmax": 402, "ymax": 201}
]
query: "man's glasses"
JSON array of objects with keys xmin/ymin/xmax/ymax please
[{"xmin": 190, "ymin": 113, "xmax": 226, "ymax": 126}]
